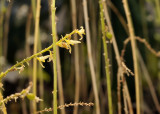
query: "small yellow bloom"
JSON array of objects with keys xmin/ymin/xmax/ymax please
[
  {"xmin": 37, "ymin": 55, "xmax": 50, "ymax": 63},
  {"xmin": 37, "ymin": 55, "xmax": 50, "ymax": 68},
  {"xmin": 16, "ymin": 65, "xmax": 25, "ymax": 74},
  {"xmin": 76, "ymin": 26, "xmax": 85, "ymax": 40},
  {"xmin": 65, "ymin": 40, "xmax": 81, "ymax": 45}
]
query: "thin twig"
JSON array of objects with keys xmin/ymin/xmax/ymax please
[
  {"xmin": 70, "ymin": 0, "xmax": 80, "ymax": 113},
  {"xmin": 121, "ymin": 36, "xmax": 160, "ymax": 59},
  {"xmin": 32, "ymin": 0, "xmax": 41, "ymax": 112},
  {"xmin": 83, "ymin": 0, "xmax": 100, "ymax": 114},
  {"xmin": 122, "ymin": 0, "xmax": 140, "ymax": 113},
  {"xmin": 36, "ymin": 102, "xmax": 94, "ymax": 114}
]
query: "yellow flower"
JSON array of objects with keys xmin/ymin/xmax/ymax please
[
  {"xmin": 65, "ymin": 40, "xmax": 81, "ymax": 45},
  {"xmin": 76, "ymin": 26, "xmax": 85, "ymax": 40},
  {"xmin": 37, "ymin": 51, "xmax": 53, "ymax": 68},
  {"xmin": 37, "ymin": 55, "xmax": 50, "ymax": 68},
  {"xmin": 16, "ymin": 65, "xmax": 25, "ymax": 74}
]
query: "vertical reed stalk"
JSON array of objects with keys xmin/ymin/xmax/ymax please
[
  {"xmin": 83, "ymin": 0, "xmax": 100, "ymax": 114},
  {"xmin": 103, "ymin": 1, "xmax": 133, "ymax": 114},
  {"xmin": 38, "ymin": 39, "xmax": 44, "ymax": 110},
  {"xmin": 70, "ymin": 0, "xmax": 80, "ymax": 114},
  {"xmin": 137, "ymin": 50, "xmax": 160, "ymax": 113},
  {"xmin": 33, "ymin": 0, "xmax": 41, "ymax": 113},
  {"xmin": 99, "ymin": 1, "xmax": 113, "ymax": 114},
  {"xmin": 122, "ymin": 0, "xmax": 140, "ymax": 114},
  {"xmin": 57, "ymin": 46, "xmax": 65, "ymax": 114},
  {"xmin": 31, "ymin": 0, "xmax": 36, "ymax": 20},
  {"xmin": 0, "ymin": 0, "xmax": 7, "ymax": 113},
  {"xmin": 51, "ymin": 0, "xmax": 57, "ymax": 114},
  {"xmin": 4, "ymin": 1, "xmax": 12, "ymax": 58}
]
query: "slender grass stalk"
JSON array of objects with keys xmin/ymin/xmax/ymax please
[
  {"xmin": 33, "ymin": 0, "xmax": 41, "ymax": 113},
  {"xmin": 31, "ymin": 0, "xmax": 36, "ymax": 20},
  {"xmin": 122, "ymin": 83, "xmax": 128, "ymax": 114},
  {"xmin": 51, "ymin": 0, "xmax": 57, "ymax": 114},
  {"xmin": 0, "ymin": 0, "xmax": 7, "ymax": 113},
  {"xmin": 99, "ymin": 1, "xmax": 113, "ymax": 114},
  {"xmin": 137, "ymin": 50, "xmax": 160, "ymax": 113},
  {"xmin": 122, "ymin": 0, "xmax": 140, "ymax": 114},
  {"xmin": 57, "ymin": 46, "xmax": 65, "ymax": 114},
  {"xmin": 4, "ymin": 1, "xmax": 12, "ymax": 58},
  {"xmin": 38, "ymin": 38, "xmax": 44, "ymax": 110},
  {"xmin": 107, "ymin": 1, "xmax": 128, "ymax": 35},
  {"xmin": 83, "ymin": 0, "xmax": 100, "ymax": 114},
  {"xmin": 70, "ymin": 0, "xmax": 80, "ymax": 114},
  {"xmin": 103, "ymin": 1, "xmax": 133, "ymax": 114}
]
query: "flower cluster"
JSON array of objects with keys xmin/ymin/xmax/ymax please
[{"xmin": 56, "ymin": 26, "xmax": 85, "ymax": 53}]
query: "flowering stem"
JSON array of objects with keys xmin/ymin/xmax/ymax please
[{"xmin": 0, "ymin": 44, "xmax": 53, "ymax": 80}]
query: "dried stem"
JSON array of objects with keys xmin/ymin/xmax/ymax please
[
  {"xmin": 57, "ymin": 46, "xmax": 65, "ymax": 114},
  {"xmin": 122, "ymin": 0, "xmax": 140, "ymax": 113},
  {"xmin": 121, "ymin": 36, "xmax": 160, "ymax": 59},
  {"xmin": 70, "ymin": 0, "xmax": 80, "ymax": 114},
  {"xmin": 137, "ymin": 50, "xmax": 160, "ymax": 113},
  {"xmin": 0, "ymin": 82, "xmax": 33, "ymax": 105},
  {"xmin": 83, "ymin": 0, "xmax": 100, "ymax": 113},
  {"xmin": 4, "ymin": 1, "xmax": 13, "ymax": 58},
  {"xmin": 32, "ymin": 0, "xmax": 41, "ymax": 113},
  {"xmin": 36, "ymin": 102, "xmax": 94, "ymax": 114},
  {"xmin": 107, "ymin": 0, "xmax": 128, "ymax": 34}
]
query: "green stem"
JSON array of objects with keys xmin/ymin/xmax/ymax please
[
  {"xmin": 31, "ymin": 0, "xmax": 36, "ymax": 21},
  {"xmin": 0, "ymin": 27, "xmax": 81, "ymax": 80},
  {"xmin": 99, "ymin": 1, "xmax": 113, "ymax": 114},
  {"xmin": 0, "ymin": 43, "xmax": 53, "ymax": 79},
  {"xmin": 51, "ymin": 0, "xmax": 57, "ymax": 114}
]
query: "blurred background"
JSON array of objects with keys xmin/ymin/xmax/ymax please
[{"xmin": 0, "ymin": 0, "xmax": 160, "ymax": 113}]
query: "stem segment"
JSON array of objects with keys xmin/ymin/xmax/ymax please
[
  {"xmin": 99, "ymin": 1, "xmax": 113, "ymax": 114},
  {"xmin": 122, "ymin": 0, "xmax": 140, "ymax": 113},
  {"xmin": 51, "ymin": 0, "xmax": 57, "ymax": 114}
]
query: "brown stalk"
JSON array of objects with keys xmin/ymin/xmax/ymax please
[
  {"xmin": 4, "ymin": 1, "xmax": 13, "ymax": 58},
  {"xmin": 33, "ymin": 0, "xmax": 41, "ymax": 113},
  {"xmin": 122, "ymin": 0, "xmax": 140, "ymax": 113},
  {"xmin": 83, "ymin": 0, "xmax": 100, "ymax": 113},
  {"xmin": 137, "ymin": 50, "xmax": 160, "ymax": 113},
  {"xmin": 70, "ymin": 0, "xmax": 80, "ymax": 114},
  {"xmin": 57, "ymin": 46, "xmax": 66, "ymax": 114}
]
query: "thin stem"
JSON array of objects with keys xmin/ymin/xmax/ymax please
[
  {"xmin": 137, "ymin": 50, "xmax": 160, "ymax": 113},
  {"xmin": 0, "ymin": 0, "xmax": 7, "ymax": 113},
  {"xmin": 99, "ymin": 1, "xmax": 113, "ymax": 114},
  {"xmin": 83, "ymin": 0, "xmax": 100, "ymax": 114},
  {"xmin": 51, "ymin": 0, "xmax": 57, "ymax": 114},
  {"xmin": 33, "ymin": 0, "xmax": 41, "ymax": 112},
  {"xmin": 0, "ymin": 44, "xmax": 54, "ymax": 79},
  {"xmin": 70, "ymin": 0, "xmax": 80, "ymax": 114},
  {"xmin": 4, "ymin": 1, "xmax": 13, "ymax": 58},
  {"xmin": 31, "ymin": 0, "xmax": 36, "ymax": 20},
  {"xmin": 57, "ymin": 46, "xmax": 65, "ymax": 114},
  {"xmin": 122, "ymin": 0, "xmax": 140, "ymax": 114}
]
